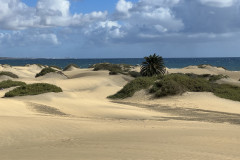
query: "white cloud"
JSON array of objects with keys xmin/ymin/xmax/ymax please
[
  {"xmin": 71, "ymin": 11, "xmax": 107, "ymax": 26},
  {"xmin": 84, "ymin": 21, "xmax": 125, "ymax": 43},
  {"xmin": 116, "ymin": 0, "xmax": 133, "ymax": 17},
  {"xmin": 0, "ymin": 31, "xmax": 60, "ymax": 46},
  {"xmin": 199, "ymin": 0, "xmax": 236, "ymax": 8},
  {"xmin": 139, "ymin": 0, "xmax": 180, "ymax": 6},
  {"xmin": 0, "ymin": 0, "xmax": 108, "ymax": 29},
  {"xmin": 37, "ymin": 0, "xmax": 70, "ymax": 17},
  {"xmin": 114, "ymin": 0, "xmax": 184, "ymax": 37}
]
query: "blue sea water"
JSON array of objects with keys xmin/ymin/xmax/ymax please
[{"xmin": 0, "ymin": 57, "xmax": 240, "ymax": 71}]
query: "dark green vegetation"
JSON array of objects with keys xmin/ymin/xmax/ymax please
[
  {"xmin": 185, "ymin": 73, "xmax": 228, "ymax": 82},
  {"xmin": 0, "ymin": 71, "xmax": 18, "ymax": 78},
  {"xmin": 0, "ymin": 80, "xmax": 26, "ymax": 89},
  {"xmin": 90, "ymin": 63, "xmax": 131, "ymax": 75},
  {"xmin": 4, "ymin": 83, "xmax": 62, "ymax": 97},
  {"xmin": 63, "ymin": 64, "xmax": 80, "ymax": 71},
  {"xmin": 35, "ymin": 67, "xmax": 56, "ymax": 77},
  {"xmin": 36, "ymin": 64, "xmax": 44, "ymax": 68},
  {"xmin": 50, "ymin": 65, "xmax": 62, "ymax": 70},
  {"xmin": 128, "ymin": 71, "xmax": 141, "ymax": 78},
  {"xmin": 109, "ymin": 54, "xmax": 239, "ymax": 101},
  {"xmin": 108, "ymin": 77, "xmax": 157, "ymax": 99},
  {"xmin": 109, "ymin": 73, "xmax": 240, "ymax": 102},
  {"xmin": 214, "ymin": 84, "xmax": 240, "ymax": 102},
  {"xmin": 140, "ymin": 53, "xmax": 166, "ymax": 77},
  {"xmin": 208, "ymin": 74, "xmax": 229, "ymax": 82},
  {"xmin": 150, "ymin": 74, "xmax": 213, "ymax": 98}
]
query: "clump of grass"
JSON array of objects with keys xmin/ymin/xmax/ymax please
[
  {"xmin": 121, "ymin": 64, "xmax": 132, "ymax": 72},
  {"xmin": 63, "ymin": 64, "xmax": 80, "ymax": 71},
  {"xmin": 92, "ymin": 63, "xmax": 121, "ymax": 71},
  {"xmin": 128, "ymin": 71, "xmax": 141, "ymax": 78},
  {"xmin": 36, "ymin": 64, "xmax": 44, "ymax": 68},
  {"xmin": 109, "ymin": 73, "xmax": 240, "ymax": 102},
  {"xmin": 213, "ymin": 84, "xmax": 240, "ymax": 102},
  {"xmin": 209, "ymin": 74, "xmax": 229, "ymax": 82},
  {"xmin": 150, "ymin": 74, "xmax": 213, "ymax": 98},
  {"xmin": 109, "ymin": 69, "xmax": 119, "ymax": 75},
  {"xmin": 35, "ymin": 67, "xmax": 56, "ymax": 78},
  {"xmin": 108, "ymin": 77, "xmax": 157, "ymax": 99},
  {"xmin": 0, "ymin": 71, "xmax": 18, "ymax": 78},
  {"xmin": 185, "ymin": 73, "xmax": 228, "ymax": 82},
  {"xmin": 50, "ymin": 65, "xmax": 62, "ymax": 70},
  {"xmin": 4, "ymin": 83, "xmax": 62, "ymax": 97},
  {"xmin": 91, "ymin": 63, "xmax": 133, "ymax": 75},
  {"xmin": 0, "ymin": 80, "xmax": 26, "ymax": 89}
]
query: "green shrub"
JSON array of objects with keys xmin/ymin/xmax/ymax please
[
  {"xmin": 4, "ymin": 83, "xmax": 62, "ymax": 97},
  {"xmin": 50, "ymin": 65, "xmax": 62, "ymax": 70},
  {"xmin": 108, "ymin": 77, "xmax": 157, "ymax": 99},
  {"xmin": 149, "ymin": 74, "xmax": 212, "ymax": 98},
  {"xmin": 213, "ymin": 84, "xmax": 240, "ymax": 101},
  {"xmin": 165, "ymin": 74, "xmax": 212, "ymax": 92},
  {"xmin": 63, "ymin": 64, "xmax": 80, "ymax": 71},
  {"xmin": 155, "ymin": 80, "xmax": 183, "ymax": 97},
  {"xmin": 109, "ymin": 73, "xmax": 240, "ymax": 102},
  {"xmin": 121, "ymin": 64, "xmax": 131, "ymax": 72},
  {"xmin": 35, "ymin": 67, "xmax": 56, "ymax": 78},
  {"xmin": 0, "ymin": 71, "xmax": 18, "ymax": 78},
  {"xmin": 185, "ymin": 73, "xmax": 228, "ymax": 82},
  {"xmin": 92, "ymin": 63, "xmax": 121, "ymax": 71},
  {"xmin": 128, "ymin": 71, "xmax": 141, "ymax": 78},
  {"xmin": 209, "ymin": 74, "xmax": 228, "ymax": 82},
  {"xmin": 36, "ymin": 64, "xmax": 44, "ymax": 68},
  {"xmin": 0, "ymin": 80, "xmax": 26, "ymax": 89},
  {"xmin": 109, "ymin": 70, "xmax": 119, "ymax": 75},
  {"xmin": 185, "ymin": 73, "xmax": 211, "ymax": 78}
]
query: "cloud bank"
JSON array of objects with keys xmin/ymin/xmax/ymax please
[{"xmin": 0, "ymin": 0, "xmax": 240, "ymax": 57}]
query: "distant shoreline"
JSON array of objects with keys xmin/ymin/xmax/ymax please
[
  {"xmin": 1, "ymin": 57, "xmax": 240, "ymax": 60},
  {"xmin": 0, "ymin": 57, "xmax": 240, "ymax": 71}
]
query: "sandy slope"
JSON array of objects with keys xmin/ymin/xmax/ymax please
[{"xmin": 0, "ymin": 65, "xmax": 240, "ymax": 160}]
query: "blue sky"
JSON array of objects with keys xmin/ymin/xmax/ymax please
[{"xmin": 0, "ymin": 0, "xmax": 240, "ymax": 58}]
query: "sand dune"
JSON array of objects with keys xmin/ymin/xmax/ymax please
[{"xmin": 0, "ymin": 65, "xmax": 240, "ymax": 160}]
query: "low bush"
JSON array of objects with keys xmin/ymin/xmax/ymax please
[
  {"xmin": 4, "ymin": 83, "xmax": 62, "ymax": 97},
  {"xmin": 209, "ymin": 74, "xmax": 229, "ymax": 82},
  {"xmin": 35, "ymin": 67, "xmax": 56, "ymax": 77},
  {"xmin": 109, "ymin": 73, "xmax": 240, "ymax": 101},
  {"xmin": 50, "ymin": 65, "xmax": 62, "ymax": 70},
  {"xmin": 0, "ymin": 80, "xmax": 26, "ymax": 89},
  {"xmin": 154, "ymin": 80, "xmax": 183, "ymax": 97},
  {"xmin": 150, "ymin": 74, "xmax": 212, "ymax": 98},
  {"xmin": 128, "ymin": 71, "xmax": 141, "ymax": 78},
  {"xmin": 0, "ymin": 71, "xmax": 18, "ymax": 78},
  {"xmin": 109, "ymin": 70, "xmax": 119, "ymax": 75},
  {"xmin": 185, "ymin": 73, "xmax": 228, "ymax": 82},
  {"xmin": 63, "ymin": 64, "xmax": 80, "ymax": 71},
  {"xmin": 91, "ymin": 63, "xmax": 132, "ymax": 74},
  {"xmin": 108, "ymin": 77, "xmax": 157, "ymax": 99},
  {"xmin": 213, "ymin": 84, "xmax": 240, "ymax": 102},
  {"xmin": 92, "ymin": 63, "xmax": 121, "ymax": 71}
]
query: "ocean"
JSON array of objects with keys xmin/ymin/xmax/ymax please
[{"xmin": 0, "ymin": 57, "xmax": 240, "ymax": 71}]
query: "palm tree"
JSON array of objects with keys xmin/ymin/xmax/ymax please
[{"xmin": 140, "ymin": 53, "xmax": 166, "ymax": 77}]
